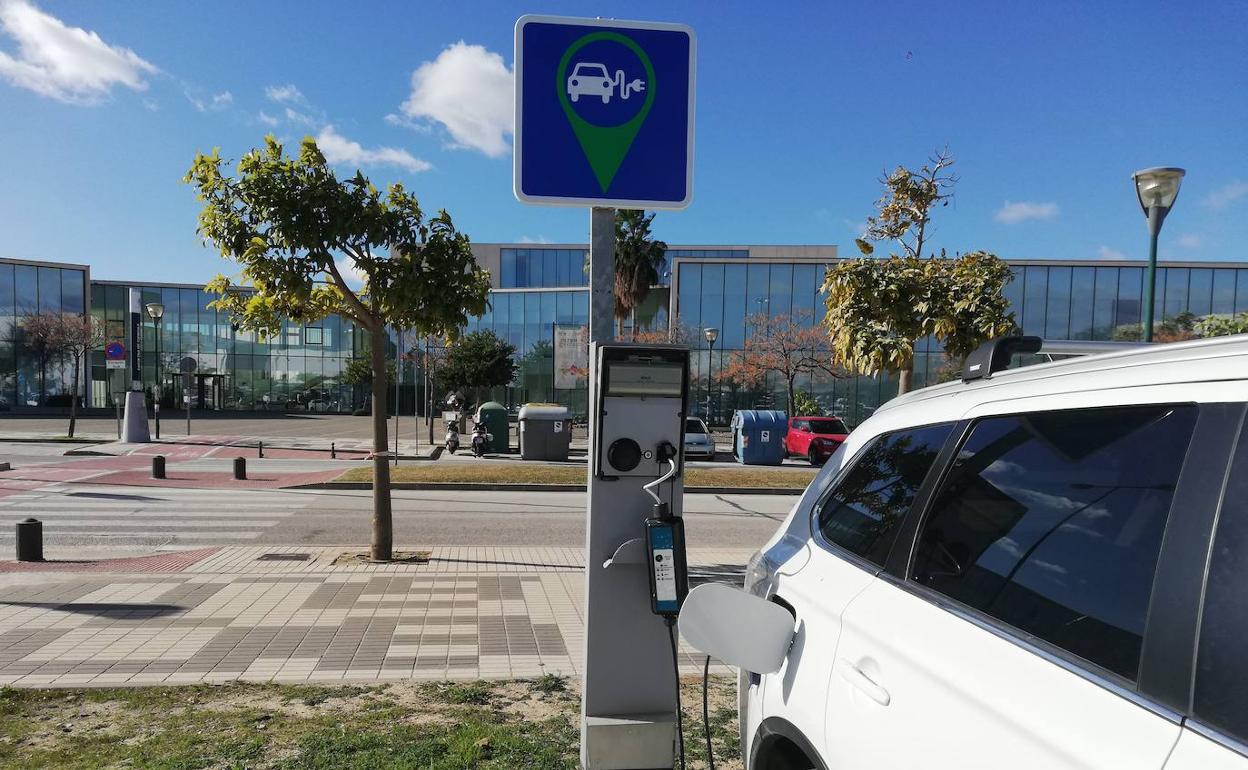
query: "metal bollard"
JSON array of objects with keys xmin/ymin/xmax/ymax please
[
  {"xmin": 330, "ymin": 442, "xmax": 336, "ymax": 459},
  {"xmin": 152, "ymin": 455, "xmax": 166, "ymax": 479},
  {"xmin": 234, "ymin": 457, "xmax": 247, "ymax": 480},
  {"xmin": 258, "ymin": 441, "xmax": 264, "ymax": 459},
  {"xmin": 16, "ymin": 518, "xmax": 42, "ymax": 562}
]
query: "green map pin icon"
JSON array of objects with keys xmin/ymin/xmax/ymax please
[{"xmin": 557, "ymin": 32, "xmax": 656, "ymax": 193}]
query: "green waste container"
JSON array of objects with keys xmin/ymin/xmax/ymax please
[
  {"xmin": 518, "ymin": 404, "xmax": 571, "ymax": 461},
  {"xmin": 476, "ymin": 401, "xmax": 510, "ymax": 453}
]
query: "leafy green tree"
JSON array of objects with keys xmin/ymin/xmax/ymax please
[
  {"xmin": 342, "ymin": 356, "xmax": 395, "ymax": 412},
  {"xmin": 1194, "ymin": 312, "xmax": 1248, "ymax": 338},
  {"xmin": 792, "ymin": 390, "xmax": 822, "ymax": 417},
  {"xmin": 439, "ymin": 330, "xmax": 517, "ymax": 406},
  {"xmin": 614, "ymin": 210, "xmax": 668, "ymax": 337},
  {"xmin": 184, "ymin": 135, "xmax": 490, "ymax": 561},
  {"xmin": 824, "ymin": 150, "xmax": 1014, "ymax": 395}
]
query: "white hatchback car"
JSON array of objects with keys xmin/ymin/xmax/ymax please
[{"xmin": 694, "ymin": 336, "xmax": 1248, "ymax": 769}]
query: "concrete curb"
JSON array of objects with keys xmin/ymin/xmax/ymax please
[{"xmin": 292, "ymin": 481, "xmax": 804, "ymax": 495}]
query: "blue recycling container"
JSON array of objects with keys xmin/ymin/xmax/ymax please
[{"xmin": 730, "ymin": 410, "xmax": 789, "ymax": 465}]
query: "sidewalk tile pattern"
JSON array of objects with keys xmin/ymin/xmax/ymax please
[{"xmin": 0, "ymin": 546, "xmax": 745, "ymax": 687}]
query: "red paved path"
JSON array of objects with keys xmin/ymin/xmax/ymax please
[{"xmin": 0, "ymin": 547, "xmax": 220, "ymax": 573}]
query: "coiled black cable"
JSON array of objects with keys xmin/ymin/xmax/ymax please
[
  {"xmin": 703, "ymin": 654, "xmax": 715, "ymax": 770},
  {"xmin": 667, "ymin": 620, "xmax": 686, "ymax": 770}
]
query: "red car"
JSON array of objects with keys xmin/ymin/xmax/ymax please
[{"xmin": 784, "ymin": 415, "xmax": 850, "ymax": 465}]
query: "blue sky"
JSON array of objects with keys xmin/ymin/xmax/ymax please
[{"xmin": 0, "ymin": 0, "xmax": 1245, "ymax": 284}]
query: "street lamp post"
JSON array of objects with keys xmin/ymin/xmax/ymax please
[
  {"xmin": 703, "ymin": 327, "xmax": 719, "ymax": 423},
  {"xmin": 145, "ymin": 302, "xmax": 165, "ymax": 439},
  {"xmin": 1132, "ymin": 167, "xmax": 1186, "ymax": 343}
]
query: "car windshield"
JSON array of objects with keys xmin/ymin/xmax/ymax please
[
  {"xmin": 685, "ymin": 418, "xmax": 708, "ymax": 434},
  {"xmin": 809, "ymin": 418, "xmax": 848, "ymax": 435},
  {"xmin": 575, "ymin": 64, "xmax": 607, "ymax": 77}
]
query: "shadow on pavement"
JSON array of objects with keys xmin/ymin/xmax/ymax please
[{"xmin": 0, "ymin": 601, "xmax": 185, "ymax": 618}]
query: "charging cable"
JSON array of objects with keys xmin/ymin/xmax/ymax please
[
  {"xmin": 667, "ymin": 619, "xmax": 686, "ymax": 770},
  {"xmin": 643, "ymin": 442, "xmax": 679, "ymax": 508},
  {"xmin": 703, "ymin": 655, "xmax": 715, "ymax": 770}
]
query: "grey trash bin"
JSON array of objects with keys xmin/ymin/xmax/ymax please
[{"xmin": 518, "ymin": 404, "xmax": 572, "ymax": 461}]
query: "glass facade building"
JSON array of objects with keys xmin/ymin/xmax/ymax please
[
  {"xmin": 0, "ymin": 258, "xmax": 89, "ymax": 409},
  {"xmin": 5, "ymin": 250, "xmax": 1248, "ymax": 425},
  {"xmin": 87, "ymin": 281, "xmax": 359, "ymax": 412}
]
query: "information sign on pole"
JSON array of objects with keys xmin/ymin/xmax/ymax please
[{"xmin": 514, "ymin": 15, "xmax": 695, "ymax": 209}]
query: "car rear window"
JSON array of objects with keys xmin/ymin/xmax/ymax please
[
  {"xmin": 810, "ymin": 418, "xmax": 848, "ymax": 435},
  {"xmin": 685, "ymin": 419, "xmax": 707, "ymax": 433}
]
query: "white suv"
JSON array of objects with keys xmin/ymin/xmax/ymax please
[{"xmin": 687, "ymin": 336, "xmax": 1248, "ymax": 769}]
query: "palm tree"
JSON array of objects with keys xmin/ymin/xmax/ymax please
[{"xmin": 613, "ymin": 210, "xmax": 668, "ymax": 337}]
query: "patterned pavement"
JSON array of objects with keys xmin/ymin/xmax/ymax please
[{"xmin": 0, "ymin": 545, "xmax": 748, "ymax": 687}]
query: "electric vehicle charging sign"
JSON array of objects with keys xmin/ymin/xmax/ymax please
[{"xmin": 514, "ymin": 15, "xmax": 695, "ymax": 209}]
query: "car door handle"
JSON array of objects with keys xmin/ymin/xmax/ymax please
[{"xmin": 837, "ymin": 659, "xmax": 891, "ymax": 706}]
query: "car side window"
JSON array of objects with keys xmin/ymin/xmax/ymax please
[
  {"xmin": 911, "ymin": 404, "xmax": 1197, "ymax": 682},
  {"xmin": 1193, "ymin": 426, "xmax": 1248, "ymax": 744},
  {"xmin": 814, "ymin": 423, "xmax": 954, "ymax": 567}
]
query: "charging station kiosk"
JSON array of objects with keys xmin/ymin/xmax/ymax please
[{"xmin": 582, "ymin": 343, "xmax": 691, "ymax": 769}]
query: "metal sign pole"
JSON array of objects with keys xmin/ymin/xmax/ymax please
[{"xmin": 120, "ymin": 288, "xmax": 151, "ymax": 443}]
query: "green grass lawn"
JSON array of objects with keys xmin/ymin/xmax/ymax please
[
  {"xmin": 0, "ymin": 677, "xmax": 740, "ymax": 769},
  {"xmin": 336, "ymin": 463, "xmax": 816, "ymax": 490}
]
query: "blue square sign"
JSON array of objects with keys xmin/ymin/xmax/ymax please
[{"xmin": 514, "ymin": 15, "xmax": 695, "ymax": 210}]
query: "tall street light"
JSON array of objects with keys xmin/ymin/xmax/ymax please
[
  {"xmin": 703, "ymin": 327, "xmax": 719, "ymax": 423},
  {"xmin": 145, "ymin": 302, "xmax": 165, "ymax": 439},
  {"xmin": 1132, "ymin": 167, "xmax": 1186, "ymax": 343}
]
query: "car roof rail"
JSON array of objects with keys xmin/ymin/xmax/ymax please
[
  {"xmin": 962, "ymin": 336, "xmax": 1153, "ymax": 383},
  {"xmin": 962, "ymin": 336, "xmax": 1043, "ymax": 382}
]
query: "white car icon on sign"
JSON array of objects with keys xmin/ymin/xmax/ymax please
[{"xmin": 567, "ymin": 62, "xmax": 614, "ymax": 104}]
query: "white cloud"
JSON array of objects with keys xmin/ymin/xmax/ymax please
[
  {"xmin": 1176, "ymin": 233, "xmax": 1203, "ymax": 250},
  {"xmin": 517, "ymin": 235, "xmax": 551, "ymax": 244},
  {"xmin": 264, "ymin": 83, "xmax": 304, "ymax": 105},
  {"xmin": 1202, "ymin": 181, "xmax": 1248, "ymax": 210},
  {"xmin": 399, "ymin": 41, "xmax": 513, "ymax": 157},
  {"xmin": 995, "ymin": 200, "xmax": 1059, "ymax": 224},
  {"xmin": 284, "ymin": 107, "xmax": 317, "ymax": 126},
  {"xmin": 1097, "ymin": 245, "xmax": 1127, "ymax": 260},
  {"xmin": 316, "ymin": 124, "xmax": 431, "ymax": 173},
  {"xmin": 0, "ymin": 0, "xmax": 158, "ymax": 104},
  {"xmin": 186, "ymin": 89, "xmax": 232, "ymax": 112},
  {"xmin": 257, "ymin": 110, "xmax": 278, "ymax": 127},
  {"xmin": 334, "ymin": 258, "xmax": 366, "ymax": 288}
]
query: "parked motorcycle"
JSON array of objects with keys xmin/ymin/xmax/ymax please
[
  {"xmin": 444, "ymin": 416, "xmax": 460, "ymax": 454},
  {"xmin": 471, "ymin": 420, "xmax": 492, "ymax": 458}
]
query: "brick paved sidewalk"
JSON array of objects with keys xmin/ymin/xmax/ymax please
[{"xmin": 0, "ymin": 545, "xmax": 749, "ymax": 688}]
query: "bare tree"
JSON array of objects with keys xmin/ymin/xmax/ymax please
[
  {"xmin": 19, "ymin": 312, "xmax": 64, "ymax": 407},
  {"xmin": 59, "ymin": 315, "xmax": 104, "ymax": 437},
  {"xmin": 717, "ymin": 311, "xmax": 842, "ymax": 415}
]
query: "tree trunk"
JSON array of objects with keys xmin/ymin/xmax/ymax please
[
  {"xmin": 369, "ymin": 328, "xmax": 393, "ymax": 562},
  {"xmin": 68, "ymin": 354, "xmax": 79, "ymax": 438},
  {"xmin": 617, "ymin": 315, "xmax": 626, "ymax": 339},
  {"xmin": 898, "ymin": 366, "xmax": 913, "ymax": 396},
  {"xmin": 786, "ymin": 376, "xmax": 797, "ymax": 417}
]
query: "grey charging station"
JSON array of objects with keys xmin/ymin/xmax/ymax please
[{"xmin": 582, "ymin": 343, "xmax": 690, "ymax": 769}]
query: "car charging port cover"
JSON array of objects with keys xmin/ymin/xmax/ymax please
[{"xmin": 607, "ymin": 438, "xmax": 642, "ymax": 472}]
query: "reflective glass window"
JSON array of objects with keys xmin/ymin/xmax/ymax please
[
  {"xmin": 501, "ymin": 249, "xmax": 517, "ymax": 288},
  {"xmin": 14, "ymin": 265, "xmax": 36, "ymax": 315},
  {"xmin": 1069, "ymin": 268, "xmax": 1095, "ymax": 340},
  {"xmin": 1212, "ymin": 269, "xmax": 1236, "ymax": 315},
  {"xmin": 1115, "ymin": 267, "xmax": 1142, "ymax": 330},
  {"xmin": 1188, "ymin": 269, "xmax": 1213, "ymax": 317},
  {"xmin": 1002, "ymin": 268, "xmax": 1024, "ymax": 325},
  {"xmin": 792, "ymin": 264, "xmax": 819, "ymax": 323},
  {"xmin": 38, "ymin": 267, "xmax": 61, "ymax": 313},
  {"xmin": 769, "ymin": 264, "xmax": 793, "ymax": 317},
  {"xmin": 747, "ymin": 263, "xmax": 770, "ymax": 320},
  {"xmin": 1022, "ymin": 266, "xmax": 1048, "ymax": 336},
  {"xmin": 816, "ymin": 422, "xmax": 954, "ymax": 567},
  {"xmin": 721, "ymin": 265, "xmax": 747, "ymax": 348},
  {"xmin": 1092, "ymin": 267, "xmax": 1118, "ymax": 339},
  {"xmin": 677, "ymin": 264, "xmax": 702, "ymax": 328},
  {"xmin": 1163, "ymin": 267, "xmax": 1189, "ymax": 320},
  {"xmin": 1237, "ymin": 271, "xmax": 1248, "ymax": 314},
  {"xmin": 913, "ymin": 404, "xmax": 1196, "ymax": 681},
  {"xmin": 529, "ymin": 250, "xmax": 545, "ymax": 288},
  {"xmin": 701, "ymin": 264, "xmax": 725, "ymax": 336},
  {"xmin": 61, "ymin": 270, "xmax": 85, "ymax": 314},
  {"xmin": 1045, "ymin": 266, "xmax": 1071, "ymax": 339}
]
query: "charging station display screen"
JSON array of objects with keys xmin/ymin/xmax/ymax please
[{"xmin": 606, "ymin": 361, "xmax": 684, "ymax": 397}]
